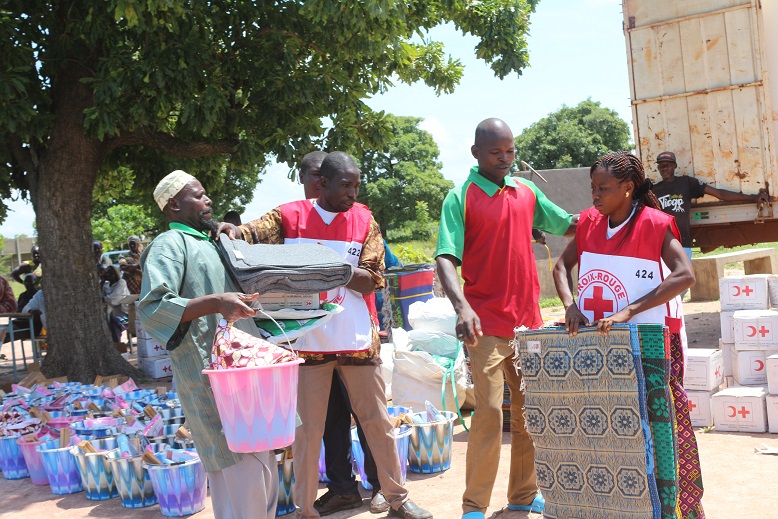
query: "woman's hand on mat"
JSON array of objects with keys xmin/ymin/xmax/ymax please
[
  {"xmin": 455, "ymin": 305, "xmax": 483, "ymax": 347},
  {"xmin": 564, "ymin": 303, "xmax": 589, "ymax": 336},
  {"xmin": 595, "ymin": 308, "xmax": 632, "ymax": 335},
  {"xmin": 217, "ymin": 292, "xmax": 259, "ymax": 321},
  {"xmin": 213, "ymin": 222, "xmax": 241, "ymax": 240}
]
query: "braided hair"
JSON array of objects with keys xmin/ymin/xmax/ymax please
[{"xmin": 590, "ymin": 151, "xmax": 660, "ymax": 210}]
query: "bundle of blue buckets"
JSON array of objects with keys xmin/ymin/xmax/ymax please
[
  {"xmin": 0, "ymin": 379, "xmax": 457, "ymax": 517},
  {"xmin": 0, "ymin": 379, "xmax": 206, "ymax": 517}
]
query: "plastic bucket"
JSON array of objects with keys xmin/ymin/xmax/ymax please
[
  {"xmin": 318, "ymin": 440, "xmax": 329, "ymax": 482},
  {"xmin": 276, "ymin": 452, "xmax": 295, "ymax": 516},
  {"xmin": 105, "ymin": 450, "xmax": 158, "ymax": 508},
  {"xmin": 37, "ymin": 439, "xmax": 83, "ymax": 494},
  {"xmin": 146, "ymin": 457, "xmax": 207, "ymax": 517},
  {"xmin": 69, "ymin": 420, "xmax": 117, "ymax": 439},
  {"xmin": 158, "ymin": 407, "xmax": 185, "ymax": 426},
  {"xmin": 203, "ymin": 359, "xmax": 303, "ymax": 452},
  {"xmin": 70, "ymin": 437, "xmax": 119, "ymax": 500},
  {"xmin": 408, "ymin": 411, "xmax": 456, "ymax": 474},
  {"xmin": 17, "ymin": 436, "xmax": 50, "ymax": 484},
  {"xmin": 351, "ymin": 425, "xmax": 412, "ymax": 490},
  {"xmin": 147, "ymin": 424, "xmax": 195, "ymax": 449},
  {"xmin": 0, "ymin": 435, "xmax": 29, "ymax": 479}
]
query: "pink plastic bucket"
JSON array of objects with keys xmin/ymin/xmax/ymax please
[
  {"xmin": 17, "ymin": 437, "xmax": 50, "ymax": 485},
  {"xmin": 203, "ymin": 359, "xmax": 303, "ymax": 453}
]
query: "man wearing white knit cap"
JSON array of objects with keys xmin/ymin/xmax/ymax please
[{"xmin": 139, "ymin": 170, "xmax": 278, "ymax": 519}]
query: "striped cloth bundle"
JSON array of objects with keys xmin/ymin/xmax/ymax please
[{"xmin": 512, "ymin": 324, "xmax": 704, "ymax": 519}]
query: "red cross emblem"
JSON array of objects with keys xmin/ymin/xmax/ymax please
[
  {"xmin": 737, "ymin": 406, "xmax": 750, "ymax": 419},
  {"xmin": 688, "ymin": 400, "xmax": 697, "ymax": 412},
  {"xmin": 742, "ymin": 285, "xmax": 754, "ymax": 296},
  {"xmin": 714, "ymin": 366, "xmax": 721, "ymax": 377},
  {"xmin": 758, "ymin": 326, "xmax": 770, "ymax": 337},
  {"xmin": 163, "ymin": 366, "xmax": 171, "ymax": 372},
  {"xmin": 584, "ymin": 286, "xmax": 614, "ymax": 321}
]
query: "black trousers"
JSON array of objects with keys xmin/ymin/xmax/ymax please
[{"xmin": 323, "ymin": 370, "xmax": 379, "ymax": 494}]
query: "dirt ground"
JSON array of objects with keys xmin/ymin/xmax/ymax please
[{"xmin": 0, "ymin": 300, "xmax": 776, "ymax": 519}]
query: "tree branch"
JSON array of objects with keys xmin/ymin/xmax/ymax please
[
  {"xmin": 9, "ymin": 135, "xmax": 36, "ymax": 177},
  {"xmin": 109, "ymin": 130, "xmax": 238, "ymax": 159}
]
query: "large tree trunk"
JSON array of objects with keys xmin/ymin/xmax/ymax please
[{"xmin": 34, "ymin": 52, "xmax": 143, "ymax": 382}]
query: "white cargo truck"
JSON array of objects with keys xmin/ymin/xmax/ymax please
[{"xmin": 623, "ymin": 0, "xmax": 778, "ymax": 250}]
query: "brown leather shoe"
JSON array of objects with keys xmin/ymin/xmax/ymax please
[
  {"xmin": 389, "ymin": 500, "xmax": 433, "ymax": 519},
  {"xmin": 313, "ymin": 490, "xmax": 363, "ymax": 516}
]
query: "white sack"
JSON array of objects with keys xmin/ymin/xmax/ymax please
[{"xmin": 408, "ymin": 297, "xmax": 457, "ymax": 336}]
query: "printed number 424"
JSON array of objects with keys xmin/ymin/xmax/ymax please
[{"xmin": 635, "ymin": 270, "xmax": 653, "ymax": 279}]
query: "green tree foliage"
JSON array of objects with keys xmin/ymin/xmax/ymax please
[
  {"xmin": 358, "ymin": 115, "xmax": 453, "ymax": 237},
  {"xmin": 514, "ymin": 99, "xmax": 632, "ymax": 170},
  {"xmin": 0, "ymin": 1, "xmax": 540, "ymax": 380},
  {"xmin": 92, "ymin": 204, "xmax": 156, "ymax": 251}
]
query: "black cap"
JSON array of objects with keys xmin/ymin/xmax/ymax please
[{"xmin": 656, "ymin": 151, "xmax": 677, "ymax": 163}]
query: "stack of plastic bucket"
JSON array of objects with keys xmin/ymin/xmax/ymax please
[
  {"xmin": 351, "ymin": 405, "xmax": 413, "ymax": 490},
  {"xmin": 203, "ymin": 359, "xmax": 304, "ymax": 452},
  {"xmin": 0, "ymin": 435, "xmax": 29, "ymax": 479},
  {"xmin": 105, "ymin": 447, "xmax": 159, "ymax": 508},
  {"xmin": 408, "ymin": 411, "xmax": 457, "ymax": 474},
  {"xmin": 276, "ymin": 450, "xmax": 295, "ymax": 516},
  {"xmin": 37, "ymin": 439, "xmax": 83, "ymax": 495},
  {"xmin": 70, "ymin": 437, "xmax": 119, "ymax": 500},
  {"xmin": 146, "ymin": 457, "xmax": 207, "ymax": 517},
  {"xmin": 17, "ymin": 435, "xmax": 51, "ymax": 484}
]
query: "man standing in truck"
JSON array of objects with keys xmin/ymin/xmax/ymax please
[{"xmin": 651, "ymin": 151, "xmax": 768, "ymax": 260}]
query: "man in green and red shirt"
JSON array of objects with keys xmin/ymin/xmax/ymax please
[{"xmin": 436, "ymin": 118, "xmax": 577, "ymax": 519}]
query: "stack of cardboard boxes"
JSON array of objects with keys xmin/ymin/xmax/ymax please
[
  {"xmin": 713, "ymin": 275, "xmax": 777, "ymax": 433},
  {"xmin": 134, "ymin": 302, "xmax": 173, "ymax": 379}
]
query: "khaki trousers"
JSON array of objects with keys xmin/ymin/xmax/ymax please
[
  {"xmin": 293, "ymin": 362, "xmax": 409, "ymax": 518},
  {"xmin": 463, "ymin": 335, "xmax": 538, "ymax": 514},
  {"xmin": 208, "ymin": 451, "xmax": 278, "ymax": 519}
]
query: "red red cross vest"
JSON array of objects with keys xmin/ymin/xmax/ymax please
[
  {"xmin": 279, "ymin": 200, "xmax": 378, "ymax": 354},
  {"xmin": 575, "ymin": 206, "xmax": 687, "ymax": 351}
]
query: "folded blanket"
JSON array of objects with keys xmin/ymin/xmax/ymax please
[{"xmin": 217, "ymin": 235, "xmax": 353, "ymax": 294}]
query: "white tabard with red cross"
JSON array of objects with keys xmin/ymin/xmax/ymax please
[{"xmin": 577, "ymin": 251, "xmax": 684, "ymax": 337}]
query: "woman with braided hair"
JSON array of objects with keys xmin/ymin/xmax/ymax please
[
  {"xmin": 553, "ymin": 150, "xmax": 693, "ymax": 335},
  {"xmin": 553, "ymin": 151, "xmax": 705, "ymax": 519}
]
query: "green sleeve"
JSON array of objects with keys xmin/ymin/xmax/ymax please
[
  {"xmin": 517, "ymin": 178, "xmax": 573, "ymax": 236},
  {"xmin": 435, "ymin": 185, "xmax": 467, "ymax": 263},
  {"xmin": 137, "ymin": 232, "xmax": 191, "ymax": 349}
]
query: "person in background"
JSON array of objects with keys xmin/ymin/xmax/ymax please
[
  {"xmin": 119, "ymin": 236, "xmax": 144, "ymax": 295},
  {"xmin": 93, "ymin": 241, "xmax": 112, "ymax": 273},
  {"xmin": 22, "ymin": 289, "xmax": 46, "ymax": 331},
  {"xmin": 435, "ymin": 118, "xmax": 576, "ymax": 519},
  {"xmin": 651, "ymin": 150, "xmax": 769, "ymax": 261},
  {"xmin": 0, "ymin": 274, "xmax": 16, "ymax": 314},
  {"xmin": 223, "ymin": 210, "xmax": 242, "ymax": 226},
  {"xmin": 11, "ymin": 245, "xmax": 42, "ymax": 286},
  {"xmin": 101, "ymin": 264, "xmax": 130, "ymax": 352},
  {"xmin": 16, "ymin": 273, "xmax": 38, "ymax": 312},
  {"xmin": 296, "ymin": 150, "xmax": 384, "ymax": 515},
  {"xmin": 139, "ymin": 170, "xmax": 277, "ymax": 518}
]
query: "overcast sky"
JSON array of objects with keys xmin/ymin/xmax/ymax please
[{"xmin": 1, "ymin": 0, "xmax": 630, "ymax": 239}]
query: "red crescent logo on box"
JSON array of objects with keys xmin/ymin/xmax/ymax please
[
  {"xmin": 747, "ymin": 325, "xmax": 757, "ymax": 337},
  {"xmin": 727, "ymin": 405, "xmax": 737, "ymax": 418},
  {"xmin": 578, "ymin": 269, "xmax": 628, "ymax": 321},
  {"xmin": 755, "ymin": 360, "xmax": 765, "ymax": 371}
]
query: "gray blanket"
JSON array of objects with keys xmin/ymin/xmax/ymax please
[{"xmin": 217, "ymin": 235, "xmax": 353, "ymax": 294}]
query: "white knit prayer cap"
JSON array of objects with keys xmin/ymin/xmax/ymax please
[{"xmin": 153, "ymin": 170, "xmax": 195, "ymax": 211}]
